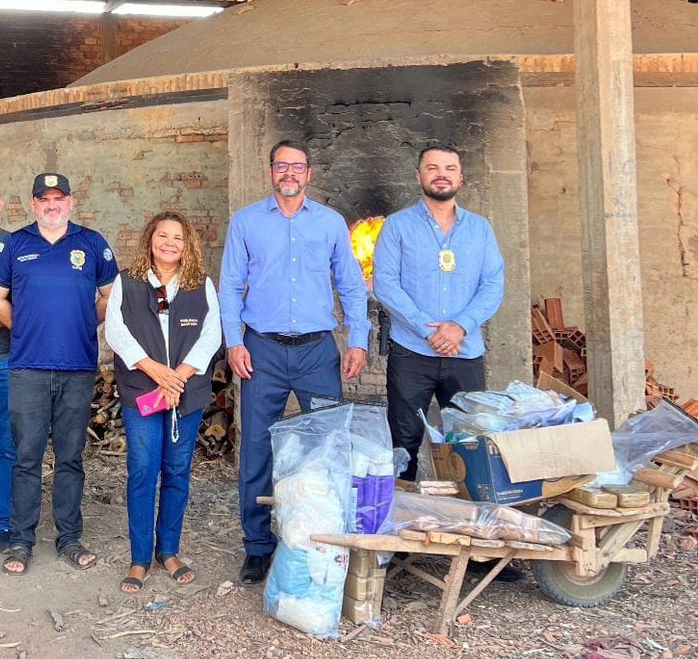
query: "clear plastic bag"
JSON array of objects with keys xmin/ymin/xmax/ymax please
[
  {"xmin": 448, "ymin": 380, "xmax": 593, "ymax": 433},
  {"xmin": 311, "ymin": 397, "xmax": 396, "ymax": 535},
  {"xmin": 387, "ymin": 491, "xmax": 571, "ymax": 546},
  {"xmin": 594, "ymin": 400, "xmax": 698, "ymax": 486},
  {"xmin": 264, "ymin": 404, "xmax": 353, "ymax": 639}
]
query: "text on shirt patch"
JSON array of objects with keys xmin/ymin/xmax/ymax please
[
  {"xmin": 179, "ymin": 318, "xmax": 200, "ymax": 327},
  {"xmin": 17, "ymin": 253, "xmax": 40, "ymax": 262}
]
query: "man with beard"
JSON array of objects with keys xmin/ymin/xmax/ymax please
[
  {"xmin": 219, "ymin": 140, "xmax": 370, "ymax": 585},
  {"xmin": 374, "ymin": 145, "xmax": 505, "ymax": 482},
  {"xmin": 0, "ymin": 173, "xmax": 118, "ymax": 575}
]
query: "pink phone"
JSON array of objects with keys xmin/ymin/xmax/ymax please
[{"xmin": 135, "ymin": 388, "xmax": 168, "ymax": 416}]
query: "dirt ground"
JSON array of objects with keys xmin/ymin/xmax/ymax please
[{"xmin": 0, "ymin": 448, "xmax": 696, "ymax": 659}]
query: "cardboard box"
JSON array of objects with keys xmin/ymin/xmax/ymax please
[
  {"xmin": 430, "ymin": 375, "xmax": 615, "ymax": 504},
  {"xmin": 449, "ymin": 418, "xmax": 613, "ymax": 504}
]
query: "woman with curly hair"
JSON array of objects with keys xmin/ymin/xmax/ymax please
[{"xmin": 106, "ymin": 212, "xmax": 221, "ymax": 593}]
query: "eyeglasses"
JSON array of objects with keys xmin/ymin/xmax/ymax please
[
  {"xmin": 155, "ymin": 285, "xmax": 169, "ymax": 314},
  {"xmin": 271, "ymin": 161, "xmax": 308, "ymax": 174}
]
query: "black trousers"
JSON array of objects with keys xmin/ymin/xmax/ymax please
[{"xmin": 386, "ymin": 342, "xmax": 485, "ymax": 481}]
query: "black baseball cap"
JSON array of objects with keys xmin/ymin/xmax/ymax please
[{"xmin": 32, "ymin": 173, "xmax": 71, "ymax": 198}]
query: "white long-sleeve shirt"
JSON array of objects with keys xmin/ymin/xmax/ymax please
[{"xmin": 105, "ymin": 270, "xmax": 221, "ymax": 373}]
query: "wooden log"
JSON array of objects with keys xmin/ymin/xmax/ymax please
[
  {"xmin": 93, "ymin": 412, "xmax": 109, "ymax": 426},
  {"xmin": 108, "ymin": 436, "xmax": 127, "ymax": 453},
  {"xmin": 100, "ymin": 364, "xmax": 116, "ymax": 384},
  {"xmin": 204, "ymin": 411, "xmax": 230, "ymax": 440},
  {"xmin": 654, "ymin": 450, "xmax": 698, "ymax": 471},
  {"xmin": 632, "ymin": 468, "xmax": 684, "ymax": 490},
  {"xmin": 212, "ymin": 358, "xmax": 228, "ymax": 383}
]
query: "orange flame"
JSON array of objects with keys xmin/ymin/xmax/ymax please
[{"xmin": 350, "ymin": 216, "xmax": 385, "ymax": 289}]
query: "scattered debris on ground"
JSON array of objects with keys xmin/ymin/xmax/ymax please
[{"xmin": 0, "ymin": 448, "xmax": 696, "ymax": 659}]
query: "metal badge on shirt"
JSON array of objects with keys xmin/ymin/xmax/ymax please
[{"xmin": 438, "ymin": 249, "xmax": 456, "ymax": 272}]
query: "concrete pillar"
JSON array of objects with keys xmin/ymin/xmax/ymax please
[
  {"xmin": 102, "ymin": 13, "xmax": 118, "ymax": 64},
  {"xmin": 574, "ymin": 0, "xmax": 646, "ymax": 426}
]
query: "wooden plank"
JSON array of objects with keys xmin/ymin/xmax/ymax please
[
  {"xmin": 571, "ymin": 515, "xmax": 598, "ymax": 576},
  {"xmin": 506, "ymin": 540, "xmax": 553, "ymax": 552},
  {"xmin": 433, "ymin": 550, "xmax": 470, "ymax": 636},
  {"xmin": 596, "ymin": 520, "xmax": 645, "ymax": 570},
  {"xmin": 653, "ymin": 450, "xmax": 698, "ymax": 471},
  {"xmin": 575, "ymin": 504, "xmax": 670, "ymax": 530},
  {"xmin": 557, "ymin": 498, "xmax": 669, "ymax": 519},
  {"xmin": 460, "ymin": 545, "xmax": 572, "ymax": 562},
  {"xmin": 426, "ymin": 532, "xmax": 472, "ymax": 547},
  {"xmin": 311, "ymin": 534, "xmax": 461, "ymax": 556},
  {"xmin": 645, "ymin": 515, "xmax": 665, "ymax": 559},
  {"xmin": 556, "ymin": 498, "xmax": 623, "ymax": 517},
  {"xmin": 396, "ymin": 561, "xmax": 447, "ymax": 592},
  {"xmin": 613, "ymin": 547, "xmax": 649, "ymax": 563},
  {"xmin": 470, "ymin": 538, "xmax": 506, "ymax": 549},
  {"xmin": 454, "ymin": 550, "xmax": 516, "ymax": 616},
  {"xmin": 573, "ymin": 0, "xmax": 646, "ymax": 427}
]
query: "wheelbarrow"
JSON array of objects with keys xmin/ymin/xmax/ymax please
[{"xmin": 312, "ymin": 447, "xmax": 697, "ymax": 635}]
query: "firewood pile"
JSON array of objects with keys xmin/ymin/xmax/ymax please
[
  {"xmin": 89, "ymin": 358, "xmax": 236, "ymax": 459},
  {"xmin": 531, "ymin": 298, "xmax": 679, "ymax": 408}
]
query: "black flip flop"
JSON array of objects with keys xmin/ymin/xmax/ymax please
[
  {"xmin": 2, "ymin": 544, "xmax": 31, "ymax": 576},
  {"xmin": 120, "ymin": 563, "xmax": 150, "ymax": 593},
  {"xmin": 155, "ymin": 552, "xmax": 195, "ymax": 584}
]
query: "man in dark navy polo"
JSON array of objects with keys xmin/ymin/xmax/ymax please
[
  {"xmin": 0, "ymin": 192, "xmax": 12, "ymax": 553},
  {"xmin": 0, "ymin": 173, "xmax": 119, "ymax": 576}
]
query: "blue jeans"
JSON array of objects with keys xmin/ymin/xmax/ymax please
[
  {"xmin": 0, "ymin": 357, "xmax": 14, "ymax": 533},
  {"xmin": 122, "ymin": 406, "xmax": 203, "ymax": 565},
  {"xmin": 239, "ymin": 330, "xmax": 342, "ymax": 557},
  {"xmin": 9, "ymin": 369, "xmax": 95, "ymax": 552}
]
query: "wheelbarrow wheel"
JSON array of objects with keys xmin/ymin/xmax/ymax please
[{"xmin": 530, "ymin": 505, "xmax": 628, "ymax": 607}]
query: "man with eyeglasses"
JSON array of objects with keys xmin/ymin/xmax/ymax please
[
  {"xmin": 0, "ymin": 173, "xmax": 118, "ymax": 576},
  {"xmin": 219, "ymin": 139, "xmax": 370, "ymax": 585}
]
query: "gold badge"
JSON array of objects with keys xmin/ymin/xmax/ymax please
[
  {"xmin": 45, "ymin": 175, "xmax": 58, "ymax": 187},
  {"xmin": 70, "ymin": 250, "xmax": 86, "ymax": 268},
  {"xmin": 439, "ymin": 249, "xmax": 456, "ymax": 272}
]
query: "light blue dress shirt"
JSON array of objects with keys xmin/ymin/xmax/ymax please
[
  {"xmin": 373, "ymin": 199, "xmax": 505, "ymax": 359},
  {"xmin": 219, "ymin": 195, "xmax": 370, "ymax": 350}
]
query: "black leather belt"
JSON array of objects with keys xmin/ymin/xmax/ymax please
[{"xmin": 256, "ymin": 330, "xmax": 329, "ymax": 346}]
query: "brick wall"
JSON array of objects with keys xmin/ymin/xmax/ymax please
[{"xmin": 0, "ymin": 11, "xmax": 190, "ymax": 98}]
